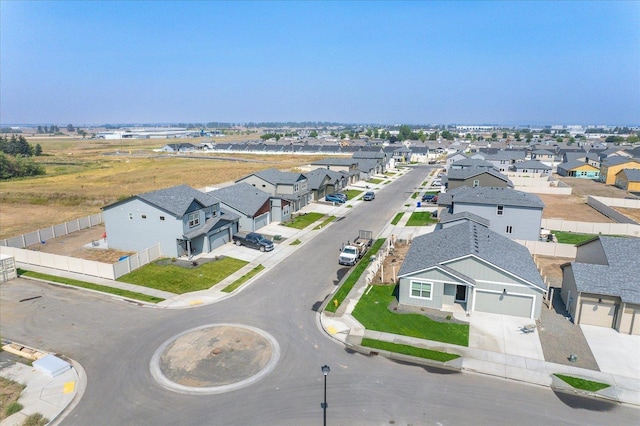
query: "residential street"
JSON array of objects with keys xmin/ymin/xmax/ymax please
[{"xmin": 1, "ymin": 166, "xmax": 638, "ymax": 425}]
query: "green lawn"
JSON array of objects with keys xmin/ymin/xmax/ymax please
[
  {"xmin": 314, "ymin": 215, "xmax": 336, "ymax": 230},
  {"xmin": 391, "ymin": 212, "xmax": 404, "ymax": 225},
  {"xmin": 411, "ymin": 192, "xmax": 419, "ymax": 199},
  {"xmin": 367, "ymin": 178, "xmax": 383, "ymax": 184},
  {"xmin": 552, "ymin": 231, "xmax": 597, "ymax": 245},
  {"xmin": 325, "ymin": 239, "xmax": 386, "ymax": 313},
  {"xmin": 117, "ymin": 257, "xmax": 248, "ymax": 294},
  {"xmin": 361, "ymin": 338, "xmax": 460, "ymax": 362},
  {"xmin": 353, "ymin": 284, "xmax": 469, "ymax": 346},
  {"xmin": 284, "ymin": 212, "xmax": 325, "ymax": 229},
  {"xmin": 406, "ymin": 211, "xmax": 438, "ymax": 226},
  {"xmin": 290, "ymin": 239, "xmax": 302, "ymax": 245},
  {"xmin": 554, "ymin": 374, "xmax": 610, "ymax": 392},
  {"xmin": 344, "ymin": 189, "xmax": 363, "ymax": 199},
  {"xmin": 222, "ymin": 264, "xmax": 264, "ymax": 293},
  {"xmin": 18, "ymin": 269, "xmax": 164, "ymax": 303}
]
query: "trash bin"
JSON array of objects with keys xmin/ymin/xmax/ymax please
[{"xmin": 417, "ymin": 201, "xmax": 421, "ymax": 207}]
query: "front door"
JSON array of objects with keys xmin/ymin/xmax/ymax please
[{"xmin": 455, "ymin": 285, "xmax": 467, "ymax": 302}]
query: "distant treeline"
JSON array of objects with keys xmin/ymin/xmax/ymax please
[{"xmin": 0, "ymin": 135, "xmax": 45, "ymax": 179}]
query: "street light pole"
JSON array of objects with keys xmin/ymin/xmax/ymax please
[{"xmin": 321, "ymin": 365, "xmax": 330, "ymax": 426}]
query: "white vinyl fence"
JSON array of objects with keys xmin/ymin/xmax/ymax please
[
  {"xmin": 1, "ymin": 214, "xmax": 103, "ymax": 248},
  {"xmin": 516, "ymin": 240, "xmax": 577, "ymax": 258},
  {"xmin": 541, "ymin": 219, "xmax": 640, "ymax": 237}
]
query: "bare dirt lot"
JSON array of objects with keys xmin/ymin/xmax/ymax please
[{"xmin": 24, "ymin": 224, "xmax": 133, "ymax": 263}]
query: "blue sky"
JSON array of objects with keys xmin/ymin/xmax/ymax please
[{"xmin": 1, "ymin": 1, "xmax": 638, "ymax": 125}]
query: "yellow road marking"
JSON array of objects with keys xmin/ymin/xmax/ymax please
[
  {"xmin": 189, "ymin": 300, "xmax": 203, "ymax": 305},
  {"xmin": 326, "ymin": 326, "xmax": 337, "ymax": 335}
]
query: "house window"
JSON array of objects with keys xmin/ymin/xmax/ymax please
[
  {"xmin": 506, "ymin": 225, "xmax": 513, "ymax": 234},
  {"xmin": 187, "ymin": 212, "xmax": 200, "ymax": 228},
  {"xmin": 160, "ymin": 216, "xmax": 165, "ymax": 221},
  {"xmin": 410, "ymin": 281, "xmax": 432, "ymax": 299},
  {"xmin": 497, "ymin": 205, "xmax": 504, "ymax": 215},
  {"xmin": 141, "ymin": 214, "xmax": 147, "ymax": 219},
  {"xmin": 473, "ymin": 179, "xmax": 480, "ymax": 187},
  {"xmin": 283, "ymin": 205, "xmax": 290, "ymax": 216}
]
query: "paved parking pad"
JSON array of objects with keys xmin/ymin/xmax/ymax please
[
  {"xmin": 467, "ymin": 312, "xmax": 545, "ymax": 360},
  {"xmin": 581, "ymin": 324, "xmax": 640, "ymax": 379}
]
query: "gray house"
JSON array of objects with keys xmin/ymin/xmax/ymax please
[
  {"xmin": 207, "ymin": 183, "xmax": 279, "ymax": 232},
  {"xmin": 509, "ymin": 160, "xmax": 552, "ymax": 175},
  {"xmin": 437, "ymin": 186, "xmax": 544, "ymax": 241},
  {"xmin": 236, "ymin": 168, "xmax": 310, "ymax": 212},
  {"xmin": 304, "ymin": 168, "xmax": 347, "ymax": 201},
  {"xmin": 309, "ymin": 158, "xmax": 360, "ymax": 185},
  {"xmin": 560, "ymin": 236, "xmax": 640, "ymax": 334},
  {"xmin": 103, "ymin": 185, "xmax": 239, "ymax": 258},
  {"xmin": 446, "ymin": 166, "xmax": 512, "ymax": 191},
  {"xmin": 398, "ymin": 222, "xmax": 546, "ymax": 319}
]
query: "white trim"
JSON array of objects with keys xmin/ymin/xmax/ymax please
[{"xmin": 409, "ymin": 279, "xmax": 433, "ymax": 300}]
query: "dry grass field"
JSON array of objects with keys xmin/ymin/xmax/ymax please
[{"xmin": 0, "ymin": 135, "xmax": 326, "ymax": 239}]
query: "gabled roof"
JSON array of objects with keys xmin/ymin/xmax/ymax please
[
  {"xmin": 601, "ymin": 156, "xmax": 640, "ymax": 167},
  {"xmin": 616, "ymin": 168, "xmax": 640, "ymax": 182},
  {"xmin": 104, "ymin": 184, "xmax": 218, "ymax": 217},
  {"xmin": 353, "ymin": 150, "xmax": 385, "ymax": 159},
  {"xmin": 357, "ymin": 159, "xmax": 379, "ymax": 172},
  {"xmin": 438, "ymin": 210, "xmax": 491, "ymax": 228},
  {"xmin": 239, "ymin": 168, "xmax": 306, "ymax": 185},
  {"xmin": 512, "ymin": 160, "xmax": 552, "ymax": 170},
  {"xmin": 482, "ymin": 150, "xmax": 527, "ymax": 161},
  {"xmin": 304, "ymin": 168, "xmax": 333, "ymax": 190},
  {"xmin": 398, "ymin": 222, "xmax": 545, "ymax": 290},
  {"xmin": 532, "ymin": 149, "xmax": 555, "ymax": 155},
  {"xmin": 207, "ymin": 183, "xmax": 270, "ymax": 216},
  {"xmin": 565, "ymin": 237, "xmax": 640, "ymax": 304},
  {"xmin": 183, "ymin": 209, "xmax": 240, "ymax": 240},
  {"xmin": 557, "ymin": 160, "xmax": 600, "ymax": 172},
  {"xmin": 439, "ymin": 186, "xmax": 544, "ymax": 209},
  {"xmin": 451, "ymin": 158, "xmax": 494, "ymax": 168},
  {"xmin": 447, "ymin": 166, "xmax": 511, "ymax": 183}
]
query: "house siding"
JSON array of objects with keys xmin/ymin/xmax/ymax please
[
  {"xmin": 452, "ymin": 202, "xmax": 542, "ymax": 241},
  {"xmin": 104, "ymin": 198, "xmax": 185, "ymax": 257},
  {"xmin": 448, "ymin": 174, "xmax": 510, "ymax": 190}
]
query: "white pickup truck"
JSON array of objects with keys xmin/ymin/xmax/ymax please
[{"xmin": 338, "ymin": 230, "xmax": 373, "ymax": 266}]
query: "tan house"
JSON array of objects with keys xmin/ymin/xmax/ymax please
[
  {"xmin": 599, "ymin": 157, "xmax": 640, "ymax": 185},
  {"xmin": 615, "ymin": 169, "xmax": 640, "ymax": 193},
  {"xmin": 560, "ymin": 236, "xmax": 640, "ymax": 335}
]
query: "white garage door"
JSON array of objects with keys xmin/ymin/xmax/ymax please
[
  {"xmin": 475, "ymin": 291, "xmax": 533, "ymax": 318},
  {"xmin": 254, "ymin": 212, "xmax": 270, "ymax": 231},
  {"xmin": 619, "ymin": 306, "xmax": 640, "ymax": 335},
  {"xmin": 579, "ymin": 301, "xmax": 615, "ymax": 328}
]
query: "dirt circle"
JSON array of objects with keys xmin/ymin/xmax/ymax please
[{"xmin": 150, "ymin": 324, "xmax": 280, "ymax": 394}]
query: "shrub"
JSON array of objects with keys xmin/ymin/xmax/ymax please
[{"xmin": 5, "ymin": 401, "xmax": 23, "ymax": 416}]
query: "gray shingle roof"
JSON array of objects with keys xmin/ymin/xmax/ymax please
[
  {"xmin": 207, "ymin": 183, "xmax": 270, "ymax": 216},
  {"xmin": 447, "ymin": 166, "xmax": 510, "ymax": 182},
  {"xmin": 183, "ymin": 209, "xmax": 240, "ymax": 239},
  {"xmin": 512, "ymin": 160, "xmax": 551, "ymax": 170},
  {"xmin": 439, "ymin": 210, "xmax": 491, "ymax": 228},
  {"xmin": 557, "ymin": 160, "xmax": 599, "ymax": 172},
  {"xmin": 398, "ymin": 222, "xmax": 545, "ymax": 289},
  {"xmin": 568, "ymin": 236, "xmax": 640, "ymax": 304},
  {"xmin": 619, "ymin": 168, "xmax": 640, "ymax": 182},
  {"xmin": 451, "ymin": 158, "xmax": 494, "ymax": 168},
  {"xmin": 136, "ymin": 185, "xmax": 218, "ymax": 217},
  {"xmin": 310, "ymin": 158, "xmax": 358, "ymax": 166},
  {"xmin": 246, "ymin": 168, "xmax": 305, "ymax": 185},
  {"xmin": 441, "ymin": 186, "xmax": 545, "ymax": 209},
  {"xmin": 602, "ymin": 156, "xmax": 640, "ymax": 166}
]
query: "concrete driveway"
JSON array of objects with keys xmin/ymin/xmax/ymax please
[
  {"xmin": 581, "ymin": 324, "xmax": 640, "ymax": 379},
  {"xmin": 466, "ymin": 312, "xmax": 545, "ymax": 360}
]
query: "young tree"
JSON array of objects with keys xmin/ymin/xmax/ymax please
[
  {"xmin": 35, "ymin": 143, "xmax": 43, "ymax": 156},
  {"xmin": 66, "ymin": 124, "xmax": 75, "ymax": 132}
]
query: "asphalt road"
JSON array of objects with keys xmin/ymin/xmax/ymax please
[{"xmin": 1, "ymin": 165, "xmax": 638, "ymax": 425}]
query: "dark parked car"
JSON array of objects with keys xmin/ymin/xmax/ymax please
[
  {"xmin": 326, "ymin": 193, "xmax": 346, "ymax": 203},
  {"xmin": 363, "ymin": 191, "xmax": 375, "ymax": 201},
  {"xmin": 421, "ymin": 194, "xmax": 437, "ymax": 203},
  {"xmin": 232, "ymin": 232, "xmax": 274, "ymax": 252}
]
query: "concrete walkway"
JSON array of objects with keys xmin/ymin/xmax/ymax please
[{"xmin": 4, "ymin": 166, "xmax": 640, "ymax": 425}]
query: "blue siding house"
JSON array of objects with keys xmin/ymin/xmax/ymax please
[{"xmin": 103, "ymin": 185, "xmax": 239, "ymax": 258}]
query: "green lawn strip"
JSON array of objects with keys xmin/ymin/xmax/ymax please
[
  {"xmin": 18, "ymin": 269, "xmax": 164, "ymax": 303},
  {"xmin": 290, "ymin": 239, "xmax": 302, "ymax": 245},
  {"xmin": 117, "ymin": 257, "xmax": 248, "ymax": 294},
  {"xmin": 391, "ymin": 212, "xmax": 404, "ymax": 225},
  {"xmin": 411, "ymin": 192, "xmax": 419, "ymax": 199},
  {"xmin": 325, "ymin": 238, "xmax": 386, "ymax": 313},
  {"xmin": 406, "ymin": 212, "xmax": 438, "ymax": 226},
  {"xmin": 353, "ymin": 284, "xmax": 469, "ymax": 346},
  {"xmin": 553, "ymin": 374, "xmax": 610, "ymax": 392},
  {"xmin": 423, "ymin": 191, "xmax": 439, "ymax": 195},
  {"xmin": 344, "ymin": 189, "xmax": 363, "ymax": 199},
  {"xmin": 284, "ymin": 212, "xmax": 325, "ymax": 229},
  {"xmin": 314, "ymin": 215, "xmax": 336, "ymax": 230},
  {"xmin": 361, "ymin": 338, "xmax": 460, "ymax": 362},
  {"xmin": 222, "ymin": 264, "xmax": 265, "ymax": 293},
  {"xmin": 551, "ymin": 231, "xmax": 597, "ymax": 245},
  {"xmin": 367, "ymin": 178, "xmax": 383, "ymax": 184}
]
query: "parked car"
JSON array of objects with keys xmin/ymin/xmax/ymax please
[
  {"xmin": 421, "ymin": 194, "xmax": 437, "ymax": 202},
  {"xmin": 363, "ymin": 191, "xmax": 375, "ymax": 201},
  {"xmin": 232, "ymin": 232, "xmax": 274, "ymax": 252},
  {"xmin": 334, "ymin": 192, "xmax": 348, "ymax": 202},
  {"xmin": 326, "ymin": 193, "xmax": 346, "ymax": 203},
  {"xmin": 431, "ymin": 179, "xmax": 442, "ymax": 187}
]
